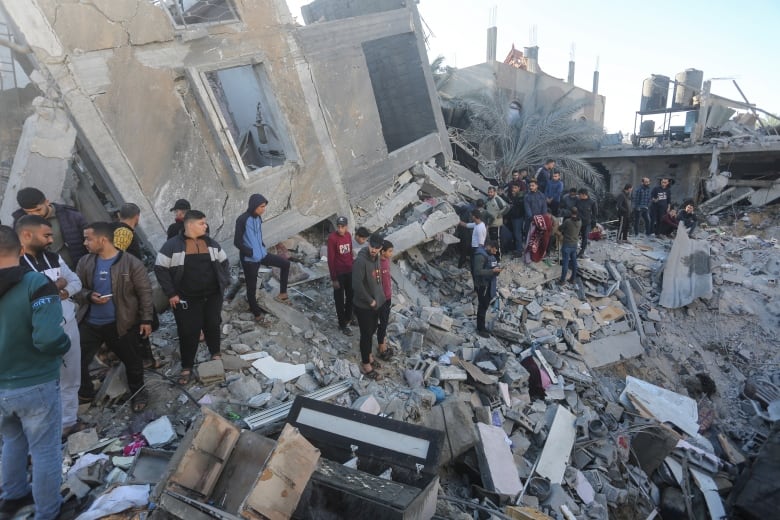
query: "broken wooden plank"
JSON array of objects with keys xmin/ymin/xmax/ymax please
[{"xmin": 535, "ymin": 405, "xmax": 576, "ymax": 484}]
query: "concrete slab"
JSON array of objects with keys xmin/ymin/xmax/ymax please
[
  {"xmin": 575, "ymin": 330, "xmax": 644, "ymax": 368},
  {"xmin": 475, "ymin": 422, "xmax": 523, "ymax": 496},
  {"xmin": 422, "ymin": 399, "xmax": 478, "ymax": 464},
  {"xmin": 256, "ymin": 291, "xmax": 314, "ymax": 332},
  {"xmin": 535, "ymin": 405, "xmax": 576, "ymax": 484},
  {"xmin": 619, "ymin": 376, "xmax": 699, "ymax": 437},
  {"xmin": 362, "ymin": 181, "xmax": 421, "ymax": 231}
]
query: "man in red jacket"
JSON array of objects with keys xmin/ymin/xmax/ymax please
[{"xmin": 327, "ymin": 216, "xmax": 354, "ymax": 336}]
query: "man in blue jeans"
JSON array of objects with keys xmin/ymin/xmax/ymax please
[{"xmin": 0, "ymin": 225, "xmax": 70, "ymax": 520}]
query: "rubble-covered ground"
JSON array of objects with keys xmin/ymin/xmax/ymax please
[{"xmin": 20, "ymin": 189, "xmax": 780, "ymax": 520}]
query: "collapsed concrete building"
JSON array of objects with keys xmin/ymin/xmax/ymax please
[{"xmin": 0, "ymin": 0, "xmax": 452, "ymax": 251}]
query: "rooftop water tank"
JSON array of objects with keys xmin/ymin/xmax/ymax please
[
  {"xmin": 640, "ymin": 75, "xmax": 670, "ymax": 112},
  {"xmin": 673, "ymin": 69, "xmax": 703, "ymax": 108}
]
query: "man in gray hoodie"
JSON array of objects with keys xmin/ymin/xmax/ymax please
[{"xmin": 351, "ymin": 234, "xmax": 386, "ymax": 380}]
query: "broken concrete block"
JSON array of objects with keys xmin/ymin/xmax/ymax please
[
  {"xmin": 421, "ymin": 206, "xmax": 459, "ymax": 237},
  {"xmin": 228, "ymin": 375, "xmax": 265, "ymax": 402},
  {"xmin": 197, "ymin": 360, "xmax": 225, "ymax": 385},
  {"xmin": 402, "ymin": 331, "xmax": 425, "ymax": 352},
  {"xmin": 417, "ymin": 163, "xmax": 455, "ymax": 196},
  {"xmin": 251, "ymin": 356, "xmax": 306, "ymax": 383},
  {"xmin": 434, "ymin": 365, "xmax": 467, "ymax": 381},
  {"xmin": 421, "ymin": 399, "xmax": 478, "ymax": 464},
  {"xmin": 352, "ymin": 395, "xmax": 381, "ymax": 415},
  {"xmin": 501, "ymin": 357, "xmax": 530, "ymax": 388},
  {"xmin": 420, "ymin": 306, "xmax": 453, "ymax": 331},
  {"xmin": 240, "ymin": 424, "xmax": 320, "ymax": 520},
  {"xmin": 142, "ymin": 416, "xmax": 177, "ymax": 448},
  {"xmin": 362, "ymin": 182, "xmax": 422, "ymax": 231},
  {"xmin": 295, "ymin": 372, "xmax": 320, "ymax": 393},
  {"xmin": 476, "ymin": 423, "xmax": 523, "ymax": 496},
  {"xmin": 67, "ymin": 428, "xmax": 99, "ymax": 455}
]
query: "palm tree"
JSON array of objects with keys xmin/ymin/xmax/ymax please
[
  {"xmin": 458, "ymin": 89, "xmax": 605, "ymax": 192},
  {"xmin": 430, "ymin": 55, "xmax": 455, "ymax": 91}
]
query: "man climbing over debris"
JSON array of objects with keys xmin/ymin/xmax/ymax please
[
  {"xmin": 16, "ymin": 215, "xmax": 84, "ymax": 438},
  {"xmin": 352, "ymin": 233, "xmax": 386, "ymax": 380},
  {"xmin": 473, "ymin": 239, "xmax": 501, "ymax": 338},
  {"xmin": 13, "ymin": 187, "xmax": 88, "ymax": 270},
  {"xmin": 234, "ymin": 194, "xmax": 292, "ymax": 321},
  {"xmin": 0, "ymin": 224, "xmax": 70, "ymax": 520},
  {"xmin": 328, "ymin": 216, "xmax": 354, "ymax": 336},
  {"xmin": 75, "ymin": 222, "xmax": 152, "ymax": 412}
]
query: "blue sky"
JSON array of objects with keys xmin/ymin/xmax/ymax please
[{"xmin": 286, "ymin": 0, "xmax": 780, "ymax": 134}]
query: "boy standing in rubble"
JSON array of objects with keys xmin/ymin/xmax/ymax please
[
  {"xmin": 376, "ymin": 240, "xmax": 395, "ymax": 361},
  {"xmin": 328, "ymin": 216, "xmax": 354, "ymax": 336}
]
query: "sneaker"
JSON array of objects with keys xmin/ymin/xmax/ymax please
[
  {"xmin": 340, "ymin": 326, "xmax": 353, "ymax": 337},
  {"xmin": 0, "ymin": 492, "xmax": 34, "ymax": 517}
]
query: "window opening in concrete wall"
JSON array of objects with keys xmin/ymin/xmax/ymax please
[
  {"xmin": 152, "ymin": 0, "xmax": 239, "ymax": 27},
  {"xmin": 362, "ymin": 33, "xmax": 437, "ymax": 153},
  {"xmin": 204, "ymin": 64, "xmax": 291, "ymax": 173}
]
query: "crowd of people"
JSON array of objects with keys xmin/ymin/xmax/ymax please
[{"xmin": 0, "ymin": 166, "xmax": 701, "ymax": 517}]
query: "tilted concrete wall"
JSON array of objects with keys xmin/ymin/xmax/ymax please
[{"xmin": 3, "ymin": 0, "xmax": 450, "ymax": 253}]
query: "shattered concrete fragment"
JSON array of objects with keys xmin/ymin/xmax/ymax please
[
  {"xmin": 67, "ymin": 428, "xmax": 100, "ymax": 456},
  {"xmin": 535, "ymin": 405, "xmax": 576, "ymax": 484},
  {"xmin": 197, "ymin": 359, "xmax": 225, "ymax": 384},
  {"xmin": 475, "ymin": 423, "xmax": 523, "ymax": 496}
]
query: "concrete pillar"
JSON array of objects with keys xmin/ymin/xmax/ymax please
[
  {"xmin": 486, "ymin": 26, "xmax": 497, "ymax": 62},
  {"xmin": 568, "ymin": 60, "xmax": 575, "ymax": 84},
  {"xmin": 524, "ymin": 46, "xmax": 539, "ymax": 73},
  {"xmin": 0, "ymin": 96, "xmax": 77, "ymax": 223}
]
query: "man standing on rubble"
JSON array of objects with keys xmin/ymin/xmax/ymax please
[
  {"xmin": 632, "ymin": 177, "xmax": 652, "ymax": 236},
  {"xmin": 575, "ymin": 189, "xmax": 598, "ymax": 258},
  {"xmin": 113, "ymin": 203, "xmax": 143, "ymax": 260},
  {"xmin": 536, "ymin": 159, "xmax": 555, "ymax": 194},
  {"xmin": 0, "ymin": 224, "xmax": 70, "ymax": 520},
  {"xmin": 559, "ymin": 208, "xmax": 581, "ymax": 284},
  {"xmin": 650, "ymin": 178, "xmax": 671, "ymax": 235},
  {"xmin": 616, "ymin": 184, "xmax": 633, "ymax": 243},
  {"xmin": 13, "ymin": 187, "xmax": 88, "ymax": 269},
  {"xmin": 545, "ymin": 170, "xmax": 564, "ymax": 216},
  {"xmin": 167, "ymin": 199, "xmax": 191, "ymax": 239},
  {"xmin": 75, "ymin": 222, "xmax": 152, "ymax": 412},
  {"xmin": 234, "ymin": 194, "xmax": 292, "ymax": 321},
  {"xmin": 473, "ymin": 239, "xmax": 502, "ymax": 338},
  {"xmin": 376, "ymin": 240, "xmax": 395, "ymax": 361},
  {"xmin": 352, "ymin": 234, "xmax": 386, "ymax": 380},
  {"xmin": 484, "ymin": 186, "xmax": 510, "ymax": 260},
  {"xmin": 16, "ymin": 215, "xmax": 84, "ymax": 438},
  {"xmin": 523, "ymin": 179, "xmax": 548, "ymax": 227},
  {"xmin": 506, "ymin": 183, "xmax": 526, "ymax": 254},
  {"xmin": 328, "ymin": 216, "xmax": 354, "ymax": 337},
  {"xmin": 559, "ymin": 188, "xmax": 579, "ymax": 217},
  {"xmin": 156, "ymin": 210, "xmax": 230, "ymax": 385}
]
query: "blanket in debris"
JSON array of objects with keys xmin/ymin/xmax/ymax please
[{"xmin": 660, "ymin": 222, "xmax": 712, "ymax": 308}]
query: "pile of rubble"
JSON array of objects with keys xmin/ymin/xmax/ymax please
[{"xmin": 36, "ymin": 164, "xmax": 780, "ymax": 520}]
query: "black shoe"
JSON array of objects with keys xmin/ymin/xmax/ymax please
[
  {"xmin": 0, "ymin": 492, "xmax": 34, "ymax": 517},
  {"xmin": 340, "ymin": 326, "xmax": 353, "ymax": 337},
  {"xmin": 477, "ymin": 330, "xmax": 491, "ymax": 338}
]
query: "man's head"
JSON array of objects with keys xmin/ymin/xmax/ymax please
[
  {"xmin": 519, "ymin": 168, "xmax": 528, "ymax": 178},
  {"xmin": 15, "ymin": 215, "xmax": 53, "ymax": 255},
  {"xmin": 552, "ymin": 171, "xmax": 561, "ymax": 182},
  {"xmin": 578, "ymin": 188, "xmax": 589, "ymax": 199},
  {"xmin": 170, "ymin": 199, "xmax": 191, "ymax": 221},
  {"xmin": 683, "ymin": 201, "xmax": 694, "ymax": 213},
  {"xmin": 568, "ymin": 188, "xmax": 578, "ymax": 197},
  {"xmin": 380, "ymin": 240, "xmax": 394, "ymax": 259},
  {"xmin": 355, "ymin": 226, "xmax": 370, "ymax": 245},
  {"xmin": 119, "ymin": 203, "xmax": 141, "ymax": 228},
  {"xmin": 544, "ymin": 159, "xmax": 555, "ymax": 169},
  {"xmin": 569, "ymin": 207, "xmax": 579, "ymax": 219},
  {"xmin": 183, "ymin": 210, "xmax": 208, "ymax": 238},
  {"xmin": 0, "ymin": 225, "xmax": 22, "ymax": 264},
  {"xmin": 528, "ymin": 180, "xmax": 538, "ymax": 192},
  {"xmin": 16, "ymin": 187, "xmax": 51, "ymax": 218},
  {"xmin": 487, "ymin": 186, "xmax": 497, "ymax": 199},
  {"xmin": 83, "ymin": 222, "xmax": 117, "ymax": 255},
  {"xmin": 641, "ymin": 177, "xmax": 650, "ymax": 187},
  {"xmin": 475, "ymin": 199, "xmax": 485, "ymax": 209},
  {"xmin": 623, "ymin": 183, "xmax": 633, "ymax": 192},
  {"xmin": 336, "ymin": 216, "xmax": 348, "ymax": 236},
  {"xmin": 669, "ymin": 208, "xmax": 678, "ymax": 217},
  {"xmin": 471, "ymin": 209, "xmax": 482, "ymax": 222},
  {"xmin": 485, "ymin": 239, "xmax": 499, "ymax": 255},
  {"xmin": 511, "ymin": 170, "xmax": 521, "ymax": 181},
  {"xmin": 368, "ymin": 234, "xmax": 384, "ymax": 259},
  {"xmin": 660, "ymin": 178, "xmax": 670, "ymax": 188},
  {"xmin": 510, "ymin": 183, "xmax": 520, "ymax": 196}
]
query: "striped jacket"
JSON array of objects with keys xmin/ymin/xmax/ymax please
[{"xmin": 154, "ymin": 233, "xmax": 230, "ymax": 298}]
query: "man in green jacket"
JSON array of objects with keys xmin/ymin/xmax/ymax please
[{"xmin": 0, "ymin": 225, "xmax": 70, "ymax": 520}]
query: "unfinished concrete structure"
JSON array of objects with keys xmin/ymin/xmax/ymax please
[{"xmin": 0, "ymin": 0, "xmax": 451, "ymax": 250}]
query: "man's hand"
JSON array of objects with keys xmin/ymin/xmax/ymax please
[
  {"xmin": 55, "ymin": 277, "xmax": 67, "ymax": 290},
  {"xmin": 139, "ymin": 324, "xmax": 152, "ymax": 338},
  {"xmin": 370, "ymin": 299, "xmax": 376, "ymax": 308},
  {"xmin": 169, "ymin": 295, "xmax": 180, "ymax": 308},
  {"xmin": 59, "ymin": 289, "xmax": 69, "ymax": 301},
  {"xmin": 493, "ymin": 267, "xmax": 502, "ymax": 274},
  {"xmin": 90, "ymin": 292, "xmax": 111, "ymax": 305},
  {"xmin": 332, "ymin": 280, "xmax": 340, "ymax": 289}
]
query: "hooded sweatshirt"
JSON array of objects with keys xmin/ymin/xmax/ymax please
[
  {"xmin": 0, "ymin": 266, "xmax": 70, "ymax": 389},
  {"xmin": 234, "ymin": 194, "xmax": 269, "ymax": 262},
  {"xmin": 351, "ymin": 246, "xmax": 386, "ymax": 311}
]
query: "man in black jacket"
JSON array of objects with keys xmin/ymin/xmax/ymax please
[
  {"xmin": 575, "ymin": 189, "xmax": 598, "ymax": 258},
  {"xmin": 616, "ymin": 184, "xmax": 632, "ymax": 243},
  {"xmin": 166, "ymin": 199, "xmax": 190, "ymax": 239},
  {"xmin": 650, "ymin": 178, "xmax": 671, "ymax": 235},
  {"xmin": 13, "ymin": 187, "xmax": 87, "ymax": 269},
  {"xmin": 156, "ymin": 210, "xmax": 230, "ymax": 385}
]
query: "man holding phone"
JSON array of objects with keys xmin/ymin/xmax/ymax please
[{"xmin": 75, "ymin": 222, "xmax": 152, "ymax": 412}]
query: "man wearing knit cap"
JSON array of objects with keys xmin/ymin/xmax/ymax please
[
  {"xmin": 167, "ymin": 199, "xmax": 191, "ymax": 239},
  {"xmin": 234, "ymin": 194, "xmax": 292, "ymax": 324},
  {"xmin": 327, "ymin": 216, "xmax": 354, "ymax": 336},
  {"xmin": 351, "ymin": 233, "xmax": 385, "ymax": 380}
]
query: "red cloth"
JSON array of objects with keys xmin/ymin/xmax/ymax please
[
  {"xmin": 327, "ymin": 231, "xmax": 353, "ymax": 279},
  {"xmin": 380, "ymin": 257, "xmax": 392, "ymax": 300},
  {"xmin": 527, "ymin": 214, "xmax": 552, "ymax": 263}
]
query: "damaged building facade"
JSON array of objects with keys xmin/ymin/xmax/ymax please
[{"xmin": 0, "ymin": 0, "xmax": 451, "ymax": 250}]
